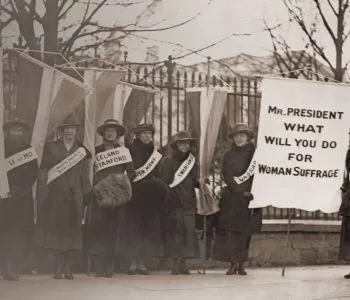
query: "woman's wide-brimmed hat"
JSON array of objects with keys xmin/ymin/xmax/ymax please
[
  {"xmin": 228, "ymin": 123, "xmax": 255, "ymax": 140},
  {"xmin": 3, "ymin": 118, "xmax": 30, "ymax": 131},
  {"xmin": 97, "ymin": 119, "xmax": 125, "ymax": 137},
  {"xmin": 59, "ymin": 115, "xmax": 81, "ymax": 128},
  {"xmin": 133, "ymin": 123, "xmax": 155, "ymax": 135},
  {"xmin": 171, "ymin": 130, "xmax": 196, "ymax": 146}
]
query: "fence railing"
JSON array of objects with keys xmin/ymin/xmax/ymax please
[{"xmin": 2, "ymin": 51, "xmax": 341, "ymax": 221}]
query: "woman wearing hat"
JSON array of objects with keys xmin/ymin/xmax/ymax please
[
  {"xmin": 160, "ymin": 130, "xmax": 199, "ymax": 274},
  {"xmin": 213, "ymin": 123, "xmax": 262, "ymax": 275},
  {"xmin": 338, "ymin": 147, "xmax": 350, "ymax": 278},
  {"xmin": 0, "ymin": 118, "xmax": 38, "ymax": 281},
  {"xmin": 36, "ymin": 117, "xmax": 91, "ymax": 280},
  {"xmin": 121, "ymin": 123, "xmax": 168, "ymax": 275},
  {"xmin": 86, "ymin": 119, "xmax": 136, "ymax": 278}
]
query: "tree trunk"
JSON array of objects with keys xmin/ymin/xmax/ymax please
[
  {"xmin": 42, "ymin": 0, "xmax": 59, "ymax": 66},
  {"xmin": 336, "ymin": 0, "xmax": 345, "ymax": 81}
]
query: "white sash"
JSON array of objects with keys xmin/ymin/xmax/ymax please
[
  {"xmin": 47, "ymin": 147, "xmax": 87, "ymax": 184},
  {"xmin": 233, "ymin": 158, "xmax": 256, "ymax": 184},
  {"xmin": 133, "ymin": 150, "xmax": 162, "ymax": 183},
  {"xmin": 6, "ymin": 147, "xmax": 38, "ymax": 172},
  {"xmin": 95, "ymin": 146, "xmax": 132, "ymax": 173},
  {"xmin": 169, "ymin": 153, "xmax": 196, "ymax": 188}
]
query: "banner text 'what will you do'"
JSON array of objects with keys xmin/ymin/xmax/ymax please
[{"xmin": 250, "ymin": 78, "xmax": 350, "ymax": 213}]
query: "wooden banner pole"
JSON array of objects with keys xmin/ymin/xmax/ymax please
[{"xmin": 282, "ymin": 208, "xmax": 292, "ymax": 277}]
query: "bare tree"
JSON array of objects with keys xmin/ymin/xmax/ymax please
[
  {"xmin": 266, "ymin": 0, "xmax": 350, "ymax": 82},
  {"xmin": 1, "ymin": 0, "xmax": 197, "ymax": 65}
]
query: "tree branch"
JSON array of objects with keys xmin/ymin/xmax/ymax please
[
  {"xmin": 60, "ymin": 0, "xmax": 108, "ymax": 53},
  {"xmin": 59, "ymin": 0, "xmax": 79, "ymax": 20},
  {"xmin": 326, "ymin": 0, "xmax": 338, "ymax": 16},
  {"xmin": 313, "ymin": 0, "xmax": 337, "ymax": 43},
  {"xmin": 283, "ymin": 0, "xmax": 336, "ymax": 73}
]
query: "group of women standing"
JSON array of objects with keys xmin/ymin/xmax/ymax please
[{"xmin": 1, "ymin": 114, "xmax": 261, "ymax": 280}]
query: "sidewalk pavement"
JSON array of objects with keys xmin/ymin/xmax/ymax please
[{"xmin": 1, "ymin": 265, "xmax": 350, "ymax": 300}]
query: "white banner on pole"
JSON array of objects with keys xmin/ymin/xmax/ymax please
[{"xmin": 250, "ymin": 77, "xmax": 350, "ymax": 213}]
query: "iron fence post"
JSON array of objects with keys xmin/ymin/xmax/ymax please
[{"xmin": 165, "ymin": 55, "xmax": 175, "ymax": 141}]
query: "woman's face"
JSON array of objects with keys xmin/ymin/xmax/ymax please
[
  {"xmin": 8, "ymin": 125, "xmax": 25, "ymax": 139},
  {"xmin": 176, "ymin": 140, "xmax": 191, "ymax": 153},
  {"xmin": 63, "ymin": 126, "xmax": 77, "ymax": 141},
  {"xmin": 233, "ymin": 132, "xmax": 249, "ymax": 147},
  {"xmin": 138, "ymin": 130, "xmax": 153, "ymax": 144},
  {"xmin": 104, "ymin": 127, "xmax": 118, "ymax": 142}
]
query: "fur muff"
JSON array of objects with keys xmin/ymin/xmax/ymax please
[{"xmin": 94, "ymin": 173, "xmax": 132, "ymax": 209}]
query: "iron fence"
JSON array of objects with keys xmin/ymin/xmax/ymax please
[{"xmin": 2, "ymin": 50, "xmax": 341, "ymax": 221}]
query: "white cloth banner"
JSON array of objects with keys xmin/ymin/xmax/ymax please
[
  {"xmin": 6, "ymin": 147, "xmax": 38, "ymax": 172},
  {"xmin": 133, "ymin": 150, "xmax": 162, "ymax": 182},
  {"xmin": 250, "ymin": 77, "xmax": 350, "ymax": 213},
  {"xmin": 94, "ymin": 146, "xmax": 132, "ymax": 173},
  {"xmin": 169, "ymin": 153, "xmax": 196, "ymax": 188},
  {"xmin": 83, "ymin": 70, "xmax": 125, "ymax": 181},
  {"xmin": 0, "ymin": 48, "xmax": 10, "ymax": 197},
  {"xmin": 47, "ymin": 147, "xmax": 87, "ymax": 184},
  {"xmin": 186, "ymin": 87, "xmax": 228, "ymax": 215}
]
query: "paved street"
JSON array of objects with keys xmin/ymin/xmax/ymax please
[{"xmin": 1, "ymin": 265, "xmax": 350, "ymax": 300}]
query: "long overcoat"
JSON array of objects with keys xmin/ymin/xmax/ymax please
[
  {"xmin": 0, "ymin": 139, "xmax": 38, "ymax": 264},
  {"xmin": 339, "ymin": 148, "xmax": 350, "ymax": 261},
  {"xmin": 213, "ymin": 142, "xmax": 262, "ymax": 263},
  {"xmin": 159, "ymin": 148, "xmax": 199, "ymax": 259},
  {"xmin": 36, "ymin": 140, "xmax": 91, "ymax": 251},
  {"xmin": 120, "ymin": 138, "xmax": 167, "ymax": 260},
  {"xmin": 86, "ymin": 143, "xmax": 135, "ymax": 256}
]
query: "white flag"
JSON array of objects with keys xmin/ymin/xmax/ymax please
[{"xmin": 187, "ymin": 87, "xmax": 228, "ymax": 215}]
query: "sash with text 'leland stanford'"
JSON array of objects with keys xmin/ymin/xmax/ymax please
[
  {"xmin": 47, "ymin": 147, "xmax": 87, "ymax": 184},
  {"xmin": 6, "ymin": 147, "xmax": 38, "ymax": 172},
  {"xmin": 233, "ymin": 157, "xmax": 256, "ymax": 184},
  {"xmin": 169, "ymin": 153, "xmax": 196, "ymax": 188},
  {"xmin": 95, "ymin": 146, "xmax": 132, "ymax": 173},
  {"xmin": 133, "ymin": 150, "xmax": 162, "ymax": 183}
]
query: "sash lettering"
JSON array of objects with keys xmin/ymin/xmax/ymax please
[
  {"xmin": 169, "ymin": 153, "xmax": 196, "ymax": 188},
  {"xmin": 95, "ymin": 146, "xmax": 132, "ymax": 173},
  {"xmin": 6, "ymin": 147, "xmax": 38, "ymax": 172},
  {"xmin": 233, "ymin": 157, "xmax": 256, "ymax": 184},
  {"xmin": 47, "ymin": 147, "xmax": 87, "ymax": 184},
  {"xmin": 133, "ymin": 150, "xmax": 162, "ymax": 182}
]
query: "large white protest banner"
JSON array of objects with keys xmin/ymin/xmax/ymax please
[{"xmin": 250, "ymin": 77, "xmax": 350, "ymax": 213}]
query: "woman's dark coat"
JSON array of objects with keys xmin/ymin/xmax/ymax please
[
  {"xmin": 120, "ymin": 138, "xmax": 167, "ymax": 260},
  {"xmin": 213, "ymin": 142, "xmax": 262, "ymax": 263},
  {"xmin": 339, "ymin": 148, "xmax": 350, "ymax": 261},
  {"xmin": 36, "ymin": 140, "xmax": 91, "ymax": 251},
  {"xmin": 86, "ymin": 143, "xmax": 135, "ymax": 256},
  {"xmin": 216, "ymin": 142, "xmax": 262, "ymax": 233},
  {"xmin": 159, "ymin": 148, "xmax": 199, "ymax": 258},
  {"xmin": 0, "ymin": 139, "xmax": 38, "ymax": 267}
]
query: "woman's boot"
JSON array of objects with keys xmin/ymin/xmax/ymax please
[
  {"xmin": 53, "ymin": 251, "xmax": 63, "ymax": 279},
  {"xmin": 127, "ymin": 260, "xmax": 137, "ymax": 275},
  {"xmin": 226, "ymin": 262, "xmax": 237, "ymax": 275},
  {"xmin": 237, "ymin": 262, "xmax": 247, "ymax": 275},
  {"xmin": 3, "ymin": 263, "xmax": 19, "ymax": 281},
  {"xmin": 94, "ymin": 255, "xmax": 105, "ymax": 277},
  {"xmin": 63, "ymin": 252, "xmax": 74, "ymax": 280},
  {"xmin": 137, "ymin": 260, "xmax": 148, "ymax": 275},
  {"xmin": 179, "ymin": 258, "xmax": 190, "ymax": 275},
  {"xmin": 171, "ymin": 258, "xmax": 180, "ymax": 275},
  {"xmin": 104, "ymin": 254, "xmax": 114, "ymax": 278}
]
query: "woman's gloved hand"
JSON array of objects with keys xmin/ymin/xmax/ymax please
[{"xmin": 242, "ymin": 191, "xmax": 254, "ymax": 201}]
